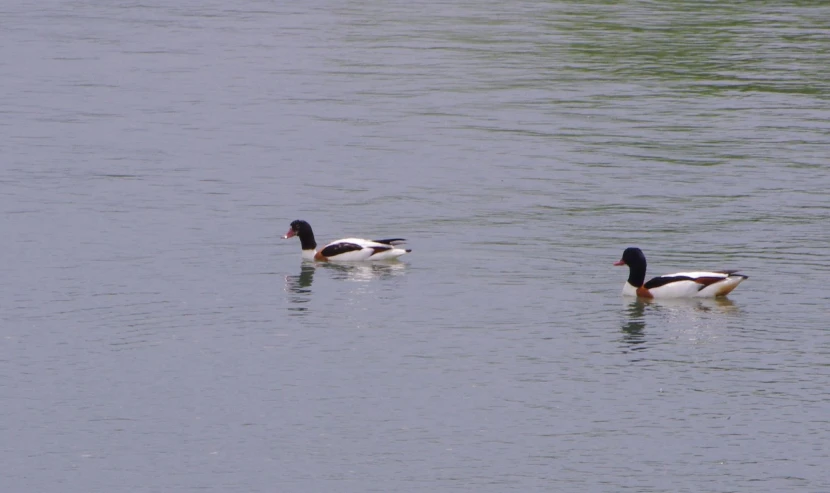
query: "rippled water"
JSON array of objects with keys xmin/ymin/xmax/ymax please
[{"xmin": 2, "ymin": 2, "xmax": 829, "ymax": 492}]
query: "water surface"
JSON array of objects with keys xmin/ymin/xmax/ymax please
[{"xmin": 2, "ymin": 2, "xmax": 829, "ymax": 492}]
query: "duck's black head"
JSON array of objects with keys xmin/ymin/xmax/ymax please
[
  {"xmin": 614, "ymin": 247, "xmax": 647, "ymax": 286},
  {"xmin": 284, "ymin": 220, "xmax": 316, "ymax": 250},
  {"xmin": 615, "ymin": 247, "xmax": 646, "ymax": 267}
]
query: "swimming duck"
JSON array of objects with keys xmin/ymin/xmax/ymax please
[
  {"xmin": 284, "ymin": 220, "xmax": 411, "ymax": 262},
  {"xmin": 614, "ymin": 247, "xmax": 747, "ymax": 298}
]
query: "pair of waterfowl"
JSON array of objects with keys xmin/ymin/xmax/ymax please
[{"xmin": 283, "ymin": 220, "xmax": 748, "ymax": 299}]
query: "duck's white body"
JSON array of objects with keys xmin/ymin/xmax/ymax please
[
  {"xmin": 302, "ymin": 238, "xmax": 410, "ymax": 262},
  {"xmin": 285, "ymin": 220, "xmax": 411, "ymax": 262},
  {"xmin": 620, "ymin": 271, "xmax": 747, "ymax": 299},
  {"xmin": 616, "ymin": 248, "xmax": 747, "ymax": 299}
]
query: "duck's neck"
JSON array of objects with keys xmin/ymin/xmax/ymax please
[
  {"xmin": 297, "ymin": 229, "xmax": 317, "ymax": 252},
  {"xmin": 627, "ymin": 260, "xmax": 646, "ymax": 288}
]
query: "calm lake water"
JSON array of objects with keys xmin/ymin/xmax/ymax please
[{"xmin": 2, "ymin": 2, "xmax": 829, "ymax": 492}]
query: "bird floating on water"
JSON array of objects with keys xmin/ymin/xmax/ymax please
[
  {"xmin": 614, "ymin": 247, "xmax": 747, "ymax": 299},
  {"xmin": 283, "ymin": 220, "xmax": 411, "ymax": 262}
]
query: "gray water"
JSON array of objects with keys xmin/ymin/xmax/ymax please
[{"xmin": 2, "ymin": 2, "xmax": 829, "ymax": 492}]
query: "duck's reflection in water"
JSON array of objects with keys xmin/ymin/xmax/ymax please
[
  {"xmin": 284, "ymin": 261, "xmax": 408, "ymax": 316},
  {"xmin": 640, "ymin": 296, "xmax": 738, "ymax": 313},
  {"xmin": 621, "ymin": 300, "xmax": 647, "ymax": 348},
  {"xmin": 285, "ymin": 263, "xmax": 316, "ymax": 316},
  {"xmin": 286, "ymin": 263, "xmax": 316, "ymax": 292},
  {"xmin": 620, "ymin": 297, "xmax": 740, "ymax": 350},
  {"xmin": 321, "ymin": 261, "xmax": 407, "ymax": 282}
]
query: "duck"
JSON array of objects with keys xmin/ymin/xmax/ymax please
[
  {"xmin": 283, "ymin": 220, "xmax": 411, "ymax": 262},
  {"xmin": 614, "ymin": 247, "xmax": 747, "ymax": 299}
]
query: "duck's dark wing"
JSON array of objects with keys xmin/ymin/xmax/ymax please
[
  {"xmin": 644, "ymin": 275, "xmax": 695, "ymax": 290},
  {"xmin": 372, "ymin": 238, "xmax": 407, "ymax": 246},
  {"xmin": 320, "ymin": 242, "xmax": 364, "ymax": 258}
]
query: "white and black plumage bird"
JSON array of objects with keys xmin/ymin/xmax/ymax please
[
  {"xmin": 283, "ymin": 220, "xmax": 411, "ymax": 262},
  {"xmin": 614, "ymin": 247, "xmax": 747, "ymax": 298}
]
